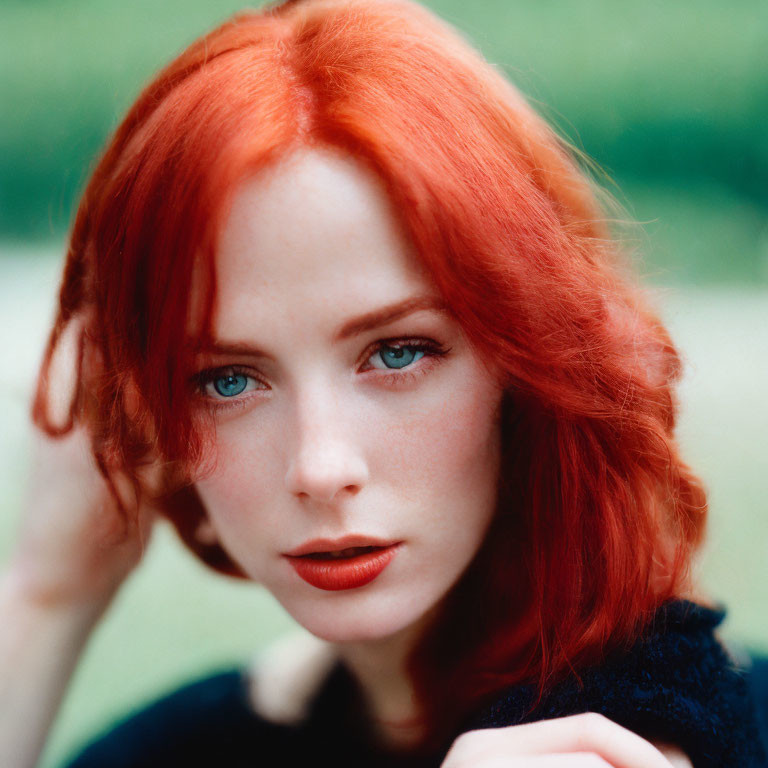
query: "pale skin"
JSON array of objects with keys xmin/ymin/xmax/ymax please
[{"xmin": 0, "ymin": 146, "xmax": 691, "ymax": 767}]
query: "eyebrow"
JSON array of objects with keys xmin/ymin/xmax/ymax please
[{"xmin": 194, "ymin": 294, "xmax": 450, "ymax": 359}]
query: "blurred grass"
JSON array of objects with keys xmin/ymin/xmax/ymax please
[
  {"xmin": 1, "ymin": 0, "xmax": 767, "ymax": 283},
  {"xmin": 617, "ymin": 180, "xmax": 768, "ymax": 285}
]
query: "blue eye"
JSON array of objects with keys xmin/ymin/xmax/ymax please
[
  {"xmin": 212, "ymin": 373, "xmax": 248, "ymax": 397},
  {"xmin": 374, "ymin": 344, "xmax": 426, "ymax": 370},
  {"xmin": 194, "ymin": 366, "xmax": 259, "ymax": 404}
]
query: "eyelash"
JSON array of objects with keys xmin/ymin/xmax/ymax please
[{"xmin": 192, "ymin": 337, "xmax": 452, "ymax": 413}]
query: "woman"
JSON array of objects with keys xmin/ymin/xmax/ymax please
[{"xmin": 0, "ymin": 0, "xmax": 764, "ymax": 765}]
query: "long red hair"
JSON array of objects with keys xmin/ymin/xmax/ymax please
[{"xmin": 32, "ymin": 0, "xmax": 707, "ymax": 748}]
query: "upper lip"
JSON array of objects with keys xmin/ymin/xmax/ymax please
[{"xmin": 284, "ymin": 535, "xmax": 400, "ymax": 557}]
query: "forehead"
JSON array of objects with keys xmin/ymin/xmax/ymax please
[{"xmin": 212, "ymin": 147, "xmax": 436, "ymax": 332}]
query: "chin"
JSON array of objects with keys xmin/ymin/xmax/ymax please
[{"xmin": 276, "ymin": 588, "xmax": 436, "ymax": 645}]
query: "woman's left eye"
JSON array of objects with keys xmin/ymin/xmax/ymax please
[{"xmin": 362, "ymin": 338, "xmax": 450, "ymax": 379}]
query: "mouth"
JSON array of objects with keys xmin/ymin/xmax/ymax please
[{"xmin": 283, "ymin": 539, "xmax": 403, "ymax": 591}]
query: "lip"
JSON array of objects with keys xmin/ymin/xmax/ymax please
[
  {"xmin": 284, "ymin": 539, "xmax": 403, "ymax": 591},
  {"xmin": 284, "ymin": 534, "xmax": 399, "ymax": 558}
]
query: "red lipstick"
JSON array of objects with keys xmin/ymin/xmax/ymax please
[{"xmin": 284, "ymin": 536, "xmax": 402, "ymax": 591}]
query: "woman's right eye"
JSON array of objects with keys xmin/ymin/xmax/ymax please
[{"xmin": 195, "ymin": 366, "xmax": 263, "ymax": 406}]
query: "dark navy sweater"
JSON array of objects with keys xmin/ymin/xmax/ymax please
[
  {"xmin": 62, "ymin": 600, "xmax": 768, "ymax": 767},
  {"xmin": 464, "ymin": 600, "xmax": 768, "ymax": 767}
]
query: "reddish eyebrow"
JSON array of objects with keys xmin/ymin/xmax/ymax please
[
  {"xmin": 193, "ymin": 294, "xmax": 450, "ymax": 359},
  {"xmin": 335, "ymin": 294, "xmax": 449, "ymax": 342}
]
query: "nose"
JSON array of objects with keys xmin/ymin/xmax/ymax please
[{"xmin": 283, "ymin": 386, "xmax": 369, "ymax": 506}]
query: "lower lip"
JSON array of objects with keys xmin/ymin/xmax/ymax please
[{"xmin": 285, "ymin": 544, "xmax": 401, "ymax": 591}]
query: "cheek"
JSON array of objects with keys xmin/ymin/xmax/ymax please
[
  {"xmin": 368, "ymin": 372, "xmax": 503, "ymax": 580},
  {"xmin": 193, "ymin": 418, "xmax": 278, "ymax": 525},
  {"xmin": 377, "ymin": 378, "xmax": 502, "ymax": 499}
]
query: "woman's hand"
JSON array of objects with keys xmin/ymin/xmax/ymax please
[
  {"xmin": 5, "ymin": 423, "xmax": 160, "ymax": 613},
  {"xmin": 0, "ymin": 424, "xmax": 161, "ymax": 768},
  {"xmin": 441, "ymin": 713, "xmax": 691, "ymax": 767}
]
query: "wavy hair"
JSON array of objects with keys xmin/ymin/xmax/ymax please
[{"xmin": 31, "ymin": 0, "xmax": 707, "ymax": 747}]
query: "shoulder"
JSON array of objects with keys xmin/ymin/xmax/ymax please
[
  {"xmin": 61, "ymin": 667, "xmax": 261, "ymax": 767},
  {"xmin": 246, "ymin": 629, "xmax": 338, "ymax": 726},
  {"xmin": 61, "ymin": 633, "xmax": 340, "ymax": 767}
]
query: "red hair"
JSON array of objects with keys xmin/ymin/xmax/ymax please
[{"xmin": 32, "ymin": 0, "xmax": 707, "ymax": 747}]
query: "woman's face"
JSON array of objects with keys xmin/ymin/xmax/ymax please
[{"xmin": 192, "ymin": 147, "xmax": 504, "ymax": 644}]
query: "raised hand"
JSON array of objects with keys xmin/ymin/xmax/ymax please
[{"xmin": 6, "ymin": 422, "xmax": 159, "ymax": 613}]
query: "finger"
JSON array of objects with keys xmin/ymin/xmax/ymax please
[
  {"xmin": 480, "ymin": 756, "xmax": 614, "ymax": 768},
  {"xmin": 458, "ymin": 714, "xmax": 674, "ymax": 768}
]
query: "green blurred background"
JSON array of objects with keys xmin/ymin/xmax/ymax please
[{"xmin": 0, "ymin": 1, "xmax": 766, "ymax": 766}]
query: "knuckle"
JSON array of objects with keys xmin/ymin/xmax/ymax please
[
  {"xmin": 445, "ymin": 728, "xmax": 493, "ymax": 762},
  {"xmin": 580, "ymin": 711, "xmax": 609, "ymax": 727},
  {"xmin": 583, "ymin": 711, "xmax": 610, "ymax": 727},
  {"xmin": 449, "ymin": 729, "xmax": 478, "ymax": 753},
  {"xmin": 573, "ymin": 711, "xmax": 610, "ymax": 748}
]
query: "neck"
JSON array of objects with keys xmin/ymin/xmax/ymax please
[{"xmin": 332, "ymin": 611, "xmax": 435, "ymax": 750}]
